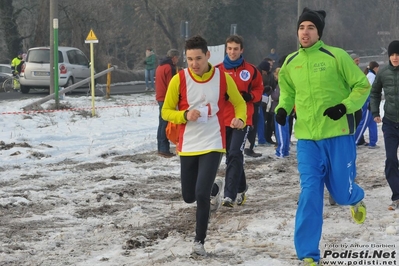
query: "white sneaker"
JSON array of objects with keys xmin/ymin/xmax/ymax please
[
  {"xmin": 191, "ymin": 241, "xmax": 206, "ymax": 256},
  {"xmin": 222, "ymin": 197, "xmax": 234, "ymax": 207},
  {"xmin": 145, "ymin": 87, "xmax": 150, "ymax": 91},
  {"xmin": 236, "ymin": 184, "xmax": 248, "ymax": 206},
  {"xmin": 210, "ymin": 178, "xmax": 223, "ymax": 212}
]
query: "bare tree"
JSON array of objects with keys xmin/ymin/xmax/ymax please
[
  {"xmin": 0, "ymin": 0, "xmax": 396, "ymax": 81},
  {"xmin": 31, "ymin": 0, "xmax": 49, "ymax": 47},
  {"xmin": 0, "ymin": 0, "xmax": 23, "ymax": 62}
]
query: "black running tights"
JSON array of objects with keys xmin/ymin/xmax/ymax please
[{"xmin": 180, "ymin": 152, "xmax": 222, "ymax": 243}]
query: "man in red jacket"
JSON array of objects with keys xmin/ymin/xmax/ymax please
[
  {"xmin": 155, "ymin": 49, "xmax": 180, "ymax": 158},
  {"xmin": 215, "ymin": 35, "xmax": 263, "ymax": 207}
]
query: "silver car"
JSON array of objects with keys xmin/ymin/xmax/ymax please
[
  {"xmin": 0, "ymin": 64, "xmax": 12, "ymax": 88},
  {"xmin": 19, "ymin": 46, "xmax": 92, "ymax": 94}
]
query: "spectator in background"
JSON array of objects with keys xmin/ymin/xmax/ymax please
[
  {"xmin": 144, "ymin": 48, "xmax": 157, "ymax": 91},
  {"xmin": 272, "ymin": 67, "xmax": 290, "ymax": 158},
  {"xmin": 244, "ymin": 59, "xmax": 271, "ymax": 157},
  {"xmin": 350, "ymin": 53, "xmax": 360, "ymax": 66},
  {"xmin": 276, "ymin": 55, "xmax": 296, "ymax": 143},
  {"xmin": 262, "ymin": 57, "xmax": 277, "ymax": 145},
  {"xmin": 11, "ymin": 51, "xmax": 24, "ymax": 75},
  {"xmin": 162, "ymin": 35, "xmax": 247, "ymax": 256},
  {"xmin": 268, "ymin": 48, "xmax": 280, "ymax": 65},
  {"xmin": 370, "ymin": 40, "xmax": 399, "ymax": 211},
  {"xmin": 349, "ymin": 52, "xmax": 373, "ymax": 148},
  {"xmin": 276, "ymin": 7, "xmax": 370, "ymax": 265},
  {"xmin": 155, "ymin": 49, "xmax": 180, "ymax": 158},
  {"xmin": 354, "ymin": 61, "xmax": 379, "ymax": 149},
  {"xmin": 257, "ymin": 60, "xmax": 272, "ymax": 145}
]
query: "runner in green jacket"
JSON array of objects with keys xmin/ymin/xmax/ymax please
[{"xmin": 275, "ymin": 7, "xmax": 370, "ymax": 266}]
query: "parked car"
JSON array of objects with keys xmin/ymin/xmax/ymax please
[
  {"xmin": 0, "ymin": 64, "xmax": 12, "ymax": 84},
  {"xmin": 19, "ymin": 46, "xmax": 93, "ymax": 94}
]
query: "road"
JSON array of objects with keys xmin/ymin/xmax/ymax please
[{"xmin": 0, "ymin": 82, "xmax": 150, "ymax": 101}]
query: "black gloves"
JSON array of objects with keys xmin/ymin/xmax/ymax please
[
  {"xmin": 275, "ymin": 108, "xmax": 287, "ymax": 126},
  {"xmin": 224, "ymin": 93, "xmax": 229, "ymax": 101},
  {"xmin": 241, "ymin": 92, "xmax": 252, "ymax": 102},
  {"xmin": 323, "ymin": 104, "xmax": 346, "ymax": 120}
]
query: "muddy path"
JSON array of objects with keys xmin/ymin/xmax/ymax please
[{"xmin": 0, "ymin": 141, "xmax": 394, "ymax": 266}]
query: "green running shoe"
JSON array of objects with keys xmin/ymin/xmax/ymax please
[
  {"xmin": 350, "ymin": 200, "xmax": 366, "ymax": 224},
  {"xmin": 302, "ymin": 258, "xmax": 318, "ymax": 265}
]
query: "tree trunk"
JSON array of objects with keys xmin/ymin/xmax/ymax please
[
  {"xmin": 0, "ymin": 0, "xmax": 22, "ymax": 59},
  {"xmin": 32, "ymin": 0, "xmax": 49, "ymax": 47}
]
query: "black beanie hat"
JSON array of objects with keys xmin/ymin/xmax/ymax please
[
  {"xmin": 297, "ymin": 7, "xmax": 327, "ymax": 39},
  {"xmin": 388, "ymin": 40, "xmax": 399, "ymax": 57},
  {"xmin": 257, "ymin": 60, "xmax": 270, "ymax": 73}
]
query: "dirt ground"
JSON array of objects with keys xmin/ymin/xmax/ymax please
[{"xmin": 0, "ymin": 140, "xmax": 394, "ymax": 266}]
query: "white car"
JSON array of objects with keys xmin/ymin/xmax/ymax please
[{"xmin": 19, "ymin": 46, "xmax": 92, "ymax": 94}]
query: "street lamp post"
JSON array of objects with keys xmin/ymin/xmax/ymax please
[
  {"xmin": 230, "ymin": 24, "xmax": 237, "ymax": 35},
  {"xmin": 180, "ymin": 21, "xmax": 190, "ymax": 67},
  {"xmin": 50, "ymin": 0, "xmax": 59, "ymax": 107},
  {"xmin": 297, "ymin": 0, "xmax": 302, "ymax": 49}
]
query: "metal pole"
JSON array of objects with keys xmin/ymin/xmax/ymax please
[
  {"xmin": 184, "ymin": 21, "xmax": 189, "ymax": 68},
  {"xmin": 50, "ymin": 0, "xmax": 55, "ymax": 95},
  {"xmin": 230, "ymin": 24, "xmax": 237, "ymax": 35},
  {"xmin": 297, "ymin": 0, "xmax": 302, "ymax": 49},
  {"xmin": 297, "ymin": 0, "xmax": 302, "ymax": 19},
  {"xmin": 54, "ymin": 19, "xmax": 59, "ymax": 107},
  {"xmin": 106, "ymin": 63, "xmax": 111, "ymax": 98},
  {"xmin": 185, "ymin": 21, "xmax": 189, "ymax": 39},
  {"xmin": 90, "ymin": 42, "xmax": 95, "ymax": 117}
]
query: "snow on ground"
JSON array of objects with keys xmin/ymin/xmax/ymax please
[{"xmin": 0, "ymin": 93, "xmax": 398, "ymax": 266}]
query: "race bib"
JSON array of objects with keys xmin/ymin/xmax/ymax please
[{"xmin": 196, "ymin": 106, "xmax": 208, "ymax": 123}]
